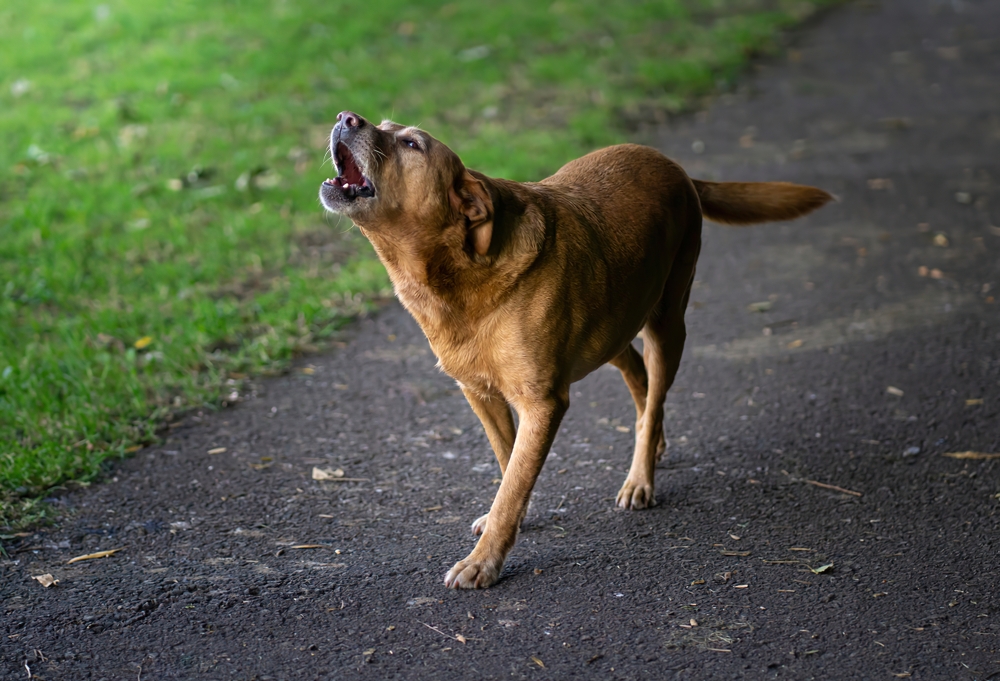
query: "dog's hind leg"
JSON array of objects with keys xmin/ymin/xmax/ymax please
[
  {"xmin": 461, "ymin": 386, "xmax": 516, "ymax": 535},
  {"xmin": 609, "ymin": 344, "xmax": 665, "ymax": 460},
  {"xmin": 616, "ymin": 227, "xmax": 700, "ymax": 510}
]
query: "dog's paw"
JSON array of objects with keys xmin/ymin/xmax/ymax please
[
  {"xmin": 444, "ymin": 557, "xmax": 501, "ymax": 589},
  {"xmin": 471, "ymin": 513, "xmax": 489, "ymax": 536},
  {"xmin": 616, "ymin": 479, "xmax": 656, "ymax": 510}
]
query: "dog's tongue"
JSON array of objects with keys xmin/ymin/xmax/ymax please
[{"xmin": 338, "ymin": 143, "xmax": 364, "ymax": 186}]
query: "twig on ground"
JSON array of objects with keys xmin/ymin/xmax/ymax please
[
  {"xmin": 804, "ymin": 479, "xmax": 862, "ymax": 497},
  {"xmin": 419, "ymin": 622, "xmax": 468, "ymax": 643}
]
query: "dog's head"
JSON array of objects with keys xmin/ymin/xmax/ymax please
[{"xmin": 319, "ymin": 111, "xmax": 494, "ymax": 256}]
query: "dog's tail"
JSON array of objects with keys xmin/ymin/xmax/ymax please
[{"xmin": 692, "ymin": 179, "xmax": 833, "ymax": 225}]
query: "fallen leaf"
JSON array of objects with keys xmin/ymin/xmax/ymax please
[
  {"xmin": 691, "ymin": 579, "xmax": 705, "ymax": 585},
  {"xmin": 734, "ymin": 584, "xmax": 749, "ymax": 589},
  {"xmin": 531, "ymin": 656, "xmax": 545, "ymax": 668},
  {"xmin": 615, "ymin": 425, "xmax": 631, "ymax": 433},
  {"xmin": 867, "ymin": 178, "xmax": 893, "ymax": 190},
  {"xmin": 930, "ymin": 268, "xmax": 944, "ymax": 279},
  {"xmin": 133, "ymin": 336, "xmax": 154, "ymax": 349},
  {"xmin": 312, "ymin": 467, "xmax": 344, "ymax": 480},
  {"xmin": 124, "ymin": 445, "xmax": 142, "ymax": 453},
  {"xmin": 690, "ymin": 618, "xmax": 698, "ymax": 627},
  {"xmin": 886, "ymin": 386, "xmax": 904, "ymax": 397},
  {"xmin": 943, "ymin": 451, "xmax": 1000, "ymax": 460},
  {"xmin": 32, "ymin": 574, "xmax": 58, "ymax": 587},
  {"xmin": 533, "ymin": 568, "xmax": 543, "ymax": 575},
  {"xmin": 721, "ymin": 551, "xmax": 751, "ymax": 557},
  {"xmin": 965, "ymin": 398, "xmax": 984, "ymax": 406},
  {"xmin": 207, "ymin": 447, "xmax": 227, "ymax": 455},
  {"xmin": 67, "ymin": 548, "xmax": 123, "ymax": 564},
  {"xmin": 423, "ymin": 505, "xmax": 443, "ymax": 512},
  {"xmin": 297, "ymin": 367, "xmax": 315, "ymax": 375},
  {"xmin": 455, "ymin": 634, "xmax": 467, "ymax": 644},
  {"xmin": 787, "ymin": 339, "xmax": 804, "ymax": 349},
  {"xmin": 810, "ymin": 563, "xmax": 834, "ymax": 574},
  {"xmin": 747, "ymin": 301, "xmax": 772, "ymax": 312},
  {"xmin": 933, "ymin": 233, "xmax": 949, "ymax": 247},
  {"xmin": 363, "ymin": 648, "xmax": 375, "ymax": 656}
]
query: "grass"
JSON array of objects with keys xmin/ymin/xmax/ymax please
[{"xmin": 0, "ymin": 0, "xmax": 835, "ymax": 528}]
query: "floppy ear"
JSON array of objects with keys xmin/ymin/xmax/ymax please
[{"xmin": 450, "ymin": 170, "xmax": 493, "ymax": 256}]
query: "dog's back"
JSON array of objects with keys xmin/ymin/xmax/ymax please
[{"xmin": 544, "ymin": 143, "xmax": 832, "ymax": 230}]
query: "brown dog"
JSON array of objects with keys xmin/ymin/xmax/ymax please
[{"xmin": 319, "ymin": 111, "xmax": 831, "ymax": 588}]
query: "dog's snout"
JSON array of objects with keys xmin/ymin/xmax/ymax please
[{"xmin": 337, "ymin": 111, "xmax": 364, "ymax": 129}]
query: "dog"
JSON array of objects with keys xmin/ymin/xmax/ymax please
[{"xmin": 319, "ymin": 111, "xmax": 832, "ymax": 588}]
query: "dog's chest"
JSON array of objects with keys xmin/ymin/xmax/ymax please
[
  {"xmin": 404, "ymin": 309, "xmax": 509, "ymax": 394},
  {"xmin": 424, "ymin": 324, "xmax": 499, "ymax": 389},
  {"xmin": 391, "ymin": 271, "xmax": 525, "ymax": 395}
]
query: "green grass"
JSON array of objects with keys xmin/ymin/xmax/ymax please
[{"xmin": 0, "ymin": 0, "xmax": 834, "ymax": 528}]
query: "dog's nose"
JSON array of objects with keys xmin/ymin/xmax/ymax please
[{"xmin": 337, "ymin": 111, "xmax": 364, "ymax": 129}]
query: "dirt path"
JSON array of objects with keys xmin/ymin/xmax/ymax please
[{"xmin": 4, "ymin": 1, "xmax": 999, "ymax": 678}]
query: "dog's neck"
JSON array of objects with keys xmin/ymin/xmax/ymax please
[{"xmin": 361, "ymin": 176, "xmax": 546, "ymax": 342}]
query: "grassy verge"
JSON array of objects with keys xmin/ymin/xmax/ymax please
[{"xmin": 0, "ymin": 0, "xmax": 834, "ymax": 528}]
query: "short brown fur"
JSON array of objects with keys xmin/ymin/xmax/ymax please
[{"xmin": 319, "ymin": 112, "xmax": 832, "ymax": 588}]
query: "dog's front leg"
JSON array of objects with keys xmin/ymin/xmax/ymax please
[
  {"xmin": 444, "ymin": 393, "xmax": 568, "ymax": 589},
  {"xmin": 460, "ymin": 386, "xmax": 516, "ymax": 536}
]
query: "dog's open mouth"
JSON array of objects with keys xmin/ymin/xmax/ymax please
[{"xmin": 324, "ymin": 142, "xmax": 375, "ymax": 200}]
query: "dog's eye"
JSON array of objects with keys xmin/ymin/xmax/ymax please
[{"xmin": 401, "ymin": 138, "xmax": 421, "ymax": 151}]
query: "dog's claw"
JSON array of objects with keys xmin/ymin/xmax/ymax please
[
  {"xmin": 470, "ymin": 513, "xmax": 489, "ymax": 536},
  {"xmin": 616, "ymin": 480, "xmax": 656, "ymax": 510},
  {"xmin": 444, "ymin": 558, "xmax": 500, "ymax": 589}
]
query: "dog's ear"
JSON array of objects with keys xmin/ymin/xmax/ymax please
[{"xmin": 450, "ymin": 170, "xmax": 493, "ymax": 256}]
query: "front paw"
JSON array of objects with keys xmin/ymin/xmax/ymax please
[
  {"xmin": 471, "ymin": 513, "xmax": 489, "ymax": 536},
  {"xmin": 616, "ymin": 478, "xmax": 656, "ymax": 510},
  {"xmin": 444, "ymin": 556, "xmax": 502, "ymax": 589}
]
